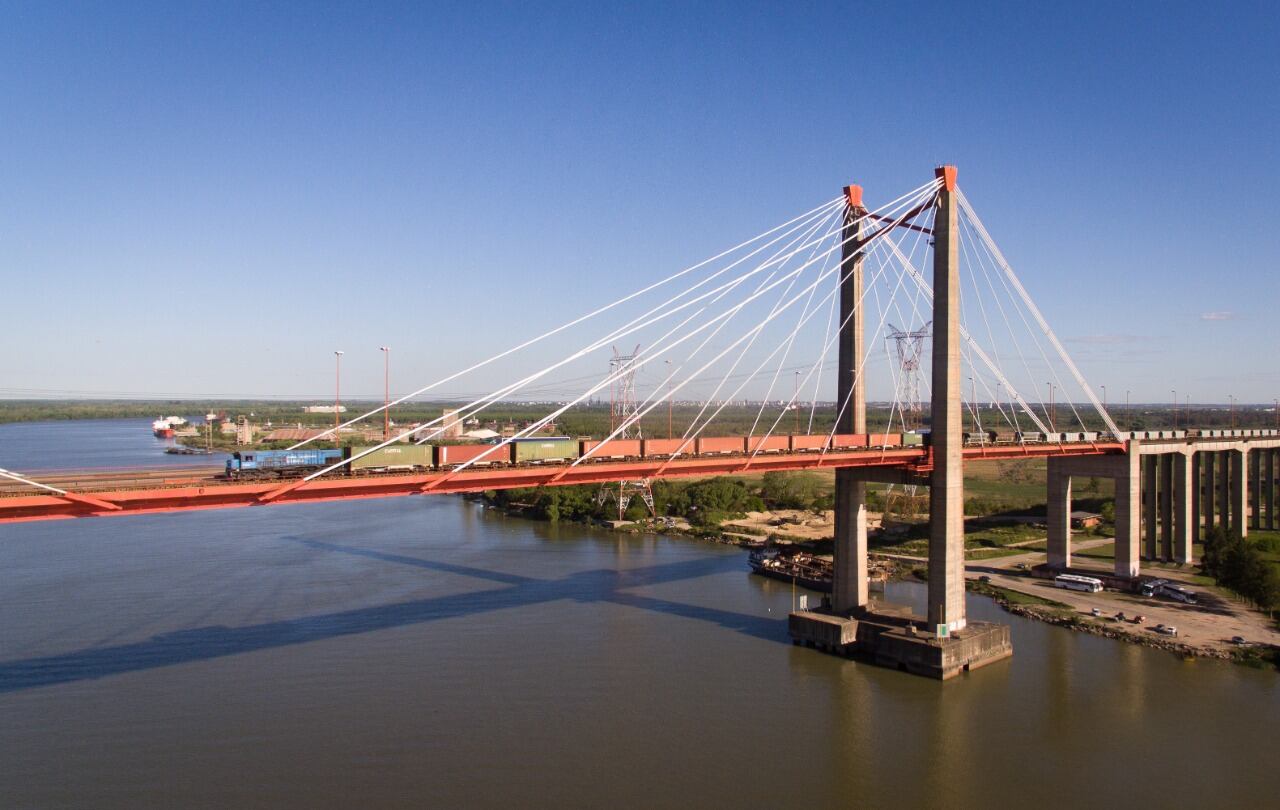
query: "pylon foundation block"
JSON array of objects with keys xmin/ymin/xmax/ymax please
[{"xmin": 788, "ymin": 602, "xmax": 1011, "ymax": 680}]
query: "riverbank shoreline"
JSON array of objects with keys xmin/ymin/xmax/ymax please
[{"xmin": 475, "ymin": 496, "xmax": 1280, "ymax": 670}]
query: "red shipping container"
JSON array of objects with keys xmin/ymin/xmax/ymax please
[
  {"xmin": 580, "ymin": 439, "xmax": 642, "ymax": 459},
  {"xmin": 829, "ymin": 434, "xmax": 868, "ymax": 449},
  {"xmin": 641, "ymin": 438, "xmax": 689, "ymax": 458},
  {"xmin": 868, "ymin": 433, "xmax": 902, "ymax": 447},
  {"xmin": 748, "ymin": 435, "xmax": 789, "ymax": 454},
  {"xmin": 435, "ymin": 443, "xmax": 511, "ymax": 467},
  {"xmin": 790, "ymin": 435, "xmax": 831, "ymax": 452},
  {"xmin": 696, "ymin": 436, "xmax": 747, "ymax": 455}
]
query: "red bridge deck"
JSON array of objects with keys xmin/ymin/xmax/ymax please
[{"xmin": 0, "ymin": 442, "xmax": 1123, "ymax": 525}]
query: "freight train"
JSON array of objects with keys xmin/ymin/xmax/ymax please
[{"xmin": 222, "ymin": 427, "xmax": 1280, "ymax": 480}]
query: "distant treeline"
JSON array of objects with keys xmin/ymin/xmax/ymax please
[{"xmin": 0, "ymin": 399, "xmax": 1275, "ymax": 435}]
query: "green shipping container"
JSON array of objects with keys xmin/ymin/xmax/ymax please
[
  {"xmin": 346, "ymin": 444, "xmax": 435, "ymax": 471},
  {"xmin": 512, "ymin": 438, "xmax": 579, "ymax": 464},
  {"xmin": 900, "ymin": 432, "xmax": 924, "ymax": 446}
]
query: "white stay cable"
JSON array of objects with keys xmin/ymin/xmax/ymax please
[
  {"xmin": 877, "ymin": 225, "xmax": 1053, "ymax": 436},
  {"xmin": 956, "ymin": 188, "xmax": 1120, "ymax": 438},
  {"xmin": 285, "ymin": 195, "xmax": 846, "ymax": 451},
  {"xmin": 584, "ymin": 181, "xmax": 944, "ymax": 468},
  {"xmin": 300, "ymin": 208, "xmax": 849, "ymax": 480},
  {"xmin": 0, "ymin": 467, "xmax": 72, "ymax": 496},
  {"xmin": 417, "ymin": 193, "xmax": 926, "ymax": 482}
]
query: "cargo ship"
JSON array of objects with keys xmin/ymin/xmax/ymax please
[
  {"xmin": 152, "ymin": 416, "xmax": 187, "ymax": 438},
  {"xmin": 748, "ymin": 549, "xmax": 833, "ymax": 592}
]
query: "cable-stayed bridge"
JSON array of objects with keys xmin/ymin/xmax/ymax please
[{"xmin": 4, "ymin": 166, "xmax": 1279, "ymax": 676}]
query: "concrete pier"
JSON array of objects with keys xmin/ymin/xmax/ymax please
[
  {"xmin": 1204, "ymin": 452, "xmax": 1216, "ymax": 532},
  {"xmin": 1159, "ymin": 454, "xmax": 1174, "ymax": 559},
  {"xmin": 1047, "ymin": 448, "xmax": 1141, "ymax": 577},
  {"xmin": 1267, "ymin": 450, "xmax": 1276, "ymax": 530},
  {"xmin": 1174, "ymin": 452, "xmax": 1194, "ymax": 563},
  {"xmin": 1046, "ymin": 463, "xmax": 1071, "ymax": 568},
  {"xmin": 927, "ymin": 165, "xmax": 966, "ymax": 635},
  {"xmin": 1231, "ymin": 450, "xmax": 1247, "ymax": 538},
  {"xmin": 1142, "ymin": 455, "xmax": 1158, "ymax": 559},
  {"xmin": 832, "ymin": 184, "xmax": 869, "ymax": 613},
  {"xmin": 789, "ymin": 608, "xmax": 1011, "ymax": 680}
]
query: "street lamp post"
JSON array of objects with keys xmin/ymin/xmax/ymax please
[
  {"xmin": 794, "ymin": 370, "xmax": 800, "ymax": 434},
  {"xmin": 1172, "ymin": 389, "xmax": 1177, "ymax": 430},
  {"xmin": 1047, "ymin": 382, "xmax": 1055, "ymax": 433},
  {"xmin": 1126, "ymin": 389, "xmax": 1130, "ymax": 430},
  {"xmin": 380, "ymin": 346, "xmax": 391, "ymax": 441},
  {"xmin": 1230, "ymin": 395, "xmax": 1236, "ymax": 429},
  {"xmin": 666, "ymin": 359, "xmax": 673, "ymax": 440},
  {"xmin": 333, "ymin": 350, "xmax": 344, "ymax": 440}
]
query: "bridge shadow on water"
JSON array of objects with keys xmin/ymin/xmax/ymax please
[{"xmin": 0, "ymin": 539, "xmax": 787, "ymax": 694}]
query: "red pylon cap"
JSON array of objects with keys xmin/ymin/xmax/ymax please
[
  {"xmin": 935, "ymin": 165, "xmax": 957, "ymax": 191},
  {"xmin": 844, "ymin": 184, "xmax": 863, "ymax": 208}
]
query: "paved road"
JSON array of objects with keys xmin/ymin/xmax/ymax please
[{"xmin": 968, "ymin": 544, "xmax": 1280, "ymax": 653}]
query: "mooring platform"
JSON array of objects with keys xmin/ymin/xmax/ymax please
[{"xmin": 788, "ymin": 603, "xmax": 1012, "ymax": 680}]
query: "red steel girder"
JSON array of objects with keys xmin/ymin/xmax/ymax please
[{"xmin": 0, "ymin": 443, "xmax": 1125, "ymax": 526}]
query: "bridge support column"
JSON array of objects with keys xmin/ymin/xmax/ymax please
[
  {"xmin": 1159, "ymin": 454, "xmax": 1174, "ymax": 560},
  {"xmin": 1115, "ymin": 444, "xmax": 1142, "ymax": 578},
  {"xmin": 1174, "ymin": 452, "xmax": 1194, "ymax": 564},
  {"xmin": 1267, "ymin": 450, "xmax": 1276, "ymax": 531},
  {"xmin": 832, "ymin": 184, "xmax": 868, "ymax": 613},
  {"xmin": 928, "ymin": 166, "xmax": 966, "ymax": 633},
  {"xmin": 1231, "ymin": 449, "xmax": 1247, "ymax": 538},
  {"xmin": 1143, "ymin": 455, "xmax": 1158, "ymax": 559},
  {"xmin": 1046, "ymin": 460, "xmax": 1072, "ymax": 568},
  {"xmin": 1191, "ymin": 451, "xmax": 1201, "ymax": 544},
  {"xmin": 1249, "ymin": 449, "xmax": 1261, "ymax": 531},
  {"xmin": 1218, "ymin": 452, "xmax": 1231, "ymax": 533},
  {"xmin": 1204, "ymin": 452, "xmax": 1216, "ymax": 533}
]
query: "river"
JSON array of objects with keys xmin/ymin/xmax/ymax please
[{"xmin": 0, "ymin": 419, "xmax": 1276, "ymax": 808}]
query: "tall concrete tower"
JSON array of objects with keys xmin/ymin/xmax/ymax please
[
  {"xmin": 928, "ymin": 165, "xmax": 967, "ymax": 633},
  {"xmin": 832, "ymin": 184, "xmax": 869, "ymax": 612}
]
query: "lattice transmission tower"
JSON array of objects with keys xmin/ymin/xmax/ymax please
[
  {"xmin": 597, "ymin": 345, "xmax": 655, "ymax": 519},
  {"xmin": 885, "ymin": 321, "xmax": 931, "ymax": 430}
]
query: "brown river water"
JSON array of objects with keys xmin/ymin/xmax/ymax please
[{"xmin": 0, "ymin": 421, "xmax": 1276, "ymax": 808}]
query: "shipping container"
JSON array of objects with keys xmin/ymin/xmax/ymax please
[
  {"xmin": 828, "ymin": 434, "xmax": 867, "ymax": 450},
  {"xmin": 868, "ymin": 434, "xmax": 903, "ymax": 447},
  {"xmin": 748, "ymin": 435, "xmax": 789, "ymax": 454},
  {"xmin": 900, "ymin": 432, "xmax": 925, "ymax": 447},
  {"xmin": 579, "ymin": 439, "xmax": 642, "ymax": 460},
  {"xmin": 790, "ymin": 435, "xmax": 831, "ymax": 452},
  {"xmin": 641, "ymin": 438, "xmax": 688, "ymax": 458},
  {"xmin": 696, "ymin": 436, "xmax": 747, "ymax": 455},
  {"xmin": 435, "ymin": 443, "xmax": 510, "ymax": 467},
  {"xmin": 640, "ymin": 440, "xmax": 691, "ymax": 458},
  {"xmin": 345, "ymin": 444, "xmax": 434, "ymax": 471},
  {"xmin": 512, "ymin": 437, "xmax": 579, "ymax": 464}
]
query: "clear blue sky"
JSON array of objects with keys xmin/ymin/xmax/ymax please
[{"xmin": 2, "ymin": 1, "xmax": 1277, "ymax": 405}]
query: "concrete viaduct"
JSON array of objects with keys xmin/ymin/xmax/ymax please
[{"xmin": 1047, "ymin": 437, "xmax": 1280, "ymax": 577}]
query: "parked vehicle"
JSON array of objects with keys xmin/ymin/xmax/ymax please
[
  {"xmin": 1154, "ymin": 624, "xmax": 1178, "ymax": 637},
  {"xmin": 1054, "ymin": 573, "xmax": 1104, "ymax": 593}
]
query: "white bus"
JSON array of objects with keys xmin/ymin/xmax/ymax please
[
  {"xmin": 1159, "ymin": 584, "xmax": 1198, "ymax": 605},
  {"xmin": 1054, "ymin": 574, "xmax": 1104, "ymax": 593},
  {"xmin": 1140, "ymin": 578, "xmax": 1169, "ymax": 597}
]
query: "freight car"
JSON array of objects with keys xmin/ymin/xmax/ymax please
[
  {"xmin": 346, "ymin": 444, "xmax": 434, "ymax": 473},
  {"xmin": 225, "ymin": 448, "xmax": 345, "ymax": 478}
]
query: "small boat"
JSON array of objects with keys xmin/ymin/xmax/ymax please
[
  {"xmin": 748, "ymin": 549, "xmax": 833, "ymax": 593},
  {"xmin": 165, "ymin": 446, "xmax": 213, "ymax": 455}
]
